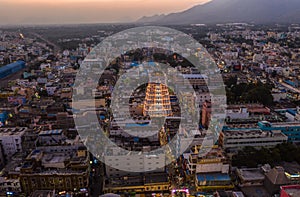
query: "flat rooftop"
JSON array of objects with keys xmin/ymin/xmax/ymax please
[
  {"xmin": 106, "ymin": 172, "xmax": 168, "ymax": 187},
  {"xmin": 30, "ymin": 190, "xmax": 55, "ymax": 197},
  {"xmin": 0, "ymin": 127, "xmax": 27, "ymax": 136},
  {"xmin": 282, "ymin": 185, "xmax": 300, "ymax": 197},
  {"xmin": 237, "ymin": 168, "xmax": 265, "ymax": 181},
  {"xmin": 39, "ymin": 129, "xmax": 63, "ymax": 136},
  {"xmin": 272, "ymin": 122, "xmax": 300, "ymax": 128},
  {"xmin": 145, "ymin": 173, "xmax": 168, "ymax": 184},
  {"xmin": 241, "ymin": 186, "xmax": 269, "ymax": 197},
  {"xmin": 223, "ymin": 129, "xmax": 286, "ymax": 138},
  {"xmin": 197, "ymin": 173, "xmax": 231, "ymax": 182},
  {"xmin": 42, "ymin": 153, "xmax": 69, "ymax": 164},
  {"xmin": 223, "ymin": 129, "xmax": 264, "ymax": 137},
  {"xmin": 281, "ymin": 162, "xmax": 300, "ymax": 175}
]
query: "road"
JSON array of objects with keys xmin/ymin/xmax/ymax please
[
  {"xmin": 280, "ymin": 82, "xmax": 300, "ymax": 94},
  {"xmin": 90, "ymin": 162, "xmax": 104, "ymax": 197},
  {"xmin": 30, "ymin": 32, "xmax": 61, "ymax": 54}
]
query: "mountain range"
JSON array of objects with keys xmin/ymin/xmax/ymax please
[{"xmin": 137, "ymin": 0, "xmax": 300, "ymax": 24}]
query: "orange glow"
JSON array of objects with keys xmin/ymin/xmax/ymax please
[{"xmin": 0, "ymin": 0, "xmax": 210, "ymax": 24}]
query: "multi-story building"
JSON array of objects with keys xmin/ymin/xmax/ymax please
[
  {"xmin": 55, "ymin": 112, "xmax": 75, "ymax": 130},
  {"xmin": 143, "ymin": 83, "xmax": 172, "ymax": 117},
  {"xmin": 201, "ymin": 101, "xmax": 212, "ymax": 129},
  {"xmin": 280, "ymin": 185, "xmax": 300, "ymax": 197},
  {"xmin": 258, "ymin": 121, "xmax": 300, "ymax": 142},
  {"xmin": 104, "ymin": 147, "xmax": 166, "ymax": 178},
  {"xmin": 183, "ymin": 146, "xmax": 233, "ymax": 191},
  {"xmin": 225, "ymin": 107, "xmax": 249, "ymax": 120},
  {"xmin": 201, "ymin": 96, "xmax": 227, "ymax": 123},
  {"xmin": 222, "ymin": 121, "xmax": 300, "ymax": 143},
  {"xmin": 236, "ymin": 168, "xmax": 266, "ymax": 187},
  {"xmin": 264, "ymin": 166, "xmax": 290, "ymax": 195},
  {"xmin": 0, "ymin": 153, "xmax": 23, "ymax": 196},
  {"xmin": 103, "ymin": 172, "xmax": 170, "ymax": 195},
  {"xmin": 219, "ymin": 129, "xmax": 288, "ymax": 150},
  {"xmin": 281, "ymin": 162, "xmax": 300, "ymax": 184},
  {"xmin": 0, "ymin": 177, "xmax": 21, "ymax": 197},
  {"xmin": 182, "ymin": 74, "xmax": 208, "ymax": 87},
  {"xmin": 30, "ymin": 190, "xmax": 56, "ymax": 197},
  {"xmin": 0, "ymin": 127, "xmax": 27, "ymax": 161},
  {"xmin": 19, "ymin": 145, "xmax": 89, "ymax": 195},
  {"xmin": 36, "ymin": 129, "xmax": 66, "ymax": 147},
  {"xmin": 103, "ymin": 74, "xmax": 174, "ymax": 195}
]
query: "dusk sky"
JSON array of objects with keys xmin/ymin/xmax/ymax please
[{"xmin": 0, "ymin": 0, "xmax": 210, "ymax": 25}]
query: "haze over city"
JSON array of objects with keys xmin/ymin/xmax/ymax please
[
  {"xmin": 1, "ymin": 0, "xmax": 300, "ymax": 196},
  {"xmin": 0, "ymin": 0, "xmax": 209, "ymax": 25}
]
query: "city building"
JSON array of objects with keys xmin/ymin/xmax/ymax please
[
  {"xmin": 36, "ymin": 130, "xmax": 66, "ymax": 146},
  {"xmin": 222, "ymin": 121, "xmax": 300, "ymax": 143},
  {"xmin": 219, "ymin": 129, "xmax": 287, "ymax": 150},
  {"xmin": 225, "ymin": 107, "xmax": 249, "ymax": 120},
  {"xmin": 104, "ymin": 172, "xmax": 170, "ymax": 195},
  {"xmin": 281, "ymin": 162, "xmax": 300, "ymax": 184},
  {"xmin": 0, "ymin": 61, "xmax": 25, "ymax": 79},
  {"xmin": 0, "ymin": 127, "xmax": 27, "ymax": 161},
  {"xmin": 143, "ymin": 83, "xmax": 172, "ymax": 117},
  {"xmin": 0, "ymin": 153, "xmax": 23, "ymax": 196},
  {"xmin": 201, "ymin": 101, "xmax": 212, "ymax": 128},
  {"xmin": 258, "ymin": 121, "xmax": 300, "ymax": 142},
  {"xmin": 264, "ymin": 166, "xmax": 290, "ymax": 195},
  {"xmin": 19, "ymin": 145, "xmax": 89, "ymax": 195},
  {"xmin": 280, "ymin": 185, "xmax": 300, "ymax": 197},
  {"xmin": 104, "ymin": 148, "xmax": 166, "ymax": 178},
  {"xmin": 183, "ymin": 146, "xmax": 233, "ymax": 191},
  {"xmin": 0, "ymin": 176, "xmax": 21, "ymax": 197},
  {"xmin": 30, "ymin": 190, "xmax": 56, "ymax": 197},
  {"xmin": 236, "ymin": 168, "xmax": 265, "ymax": 187}
]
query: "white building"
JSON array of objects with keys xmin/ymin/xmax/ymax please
[
  {"xmin": 0, "ymin": 127, "xmax": 26, "ymax": 160},
  {"xmin": 184, "ymin": 146, "xmax": 229, "ymax": 175},
  {"xmin": 219, "ymin": 129, "xmax": 288, "ymax": 150},
  {"xmin": 109, "ymin": 119, "xmax": 159, "ymax": 141},
  {"xmin": 104, "ymin": 147, "xmax": 166, "ymax": 177},
  {"xmin": 272, "ymin": 91, "xmax": 287, "ymax": 102},
  {"xmin": 45, "ymin": 86, "xmax": 57, "ymax": 96},
  {"xmin": 225, "ymin": 107, "xmax": 249, "ymax": 119}
]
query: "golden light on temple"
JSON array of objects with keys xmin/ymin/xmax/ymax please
[{"xmin": 143, "ymin": 83, "xmax": 172, "ymax": 117}]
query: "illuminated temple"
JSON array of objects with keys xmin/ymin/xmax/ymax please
[{"xmin": 143, "ymin": 83, "xmax": 172, "ymax": 117}]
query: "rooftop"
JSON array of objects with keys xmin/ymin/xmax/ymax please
[
  {"xmin": 30, "ymin": 190, "xmax": 55, "ymax": 197},
  {"xmin": 281, "ymin": 185, "xmax": 300, "ymax": 197},
  {"xmin": 42, "ymin": 153, "xmax": 69, "ymax": 164},
  {"xmin": 222, "ymin": 129, "xmax": 286, "ymax": 138},
  {"xmin": 39, "ymin": 129, "xmax": 63, "ymax": 136},
  {"xmin": 0, "ymin": 61, "xmax": 25, "ymax": 74},
  {"xmin": 237, "ymin": 168, "xmax": 265, "ymax": 181},
  {"xmin": 281, "ymin": 162, "xmax": 300, "ymax": 175},
  {"xmin": 241, "ymin": 186, "xmax": 270, "ymax": 197},
  {"xmin": 197, "ymin": 173, "xmax": 231, "ymax": 182},
  {"xmin": 0, "ymin": 127, "xmax": 27, "ymax": 136},
  {"xmin": 106, "ymin": 172, "xmax": 169, "ymax": 187},
  {"xmin": 266, "ymin": 166, "xmax": 290, "ymax": 185}
]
